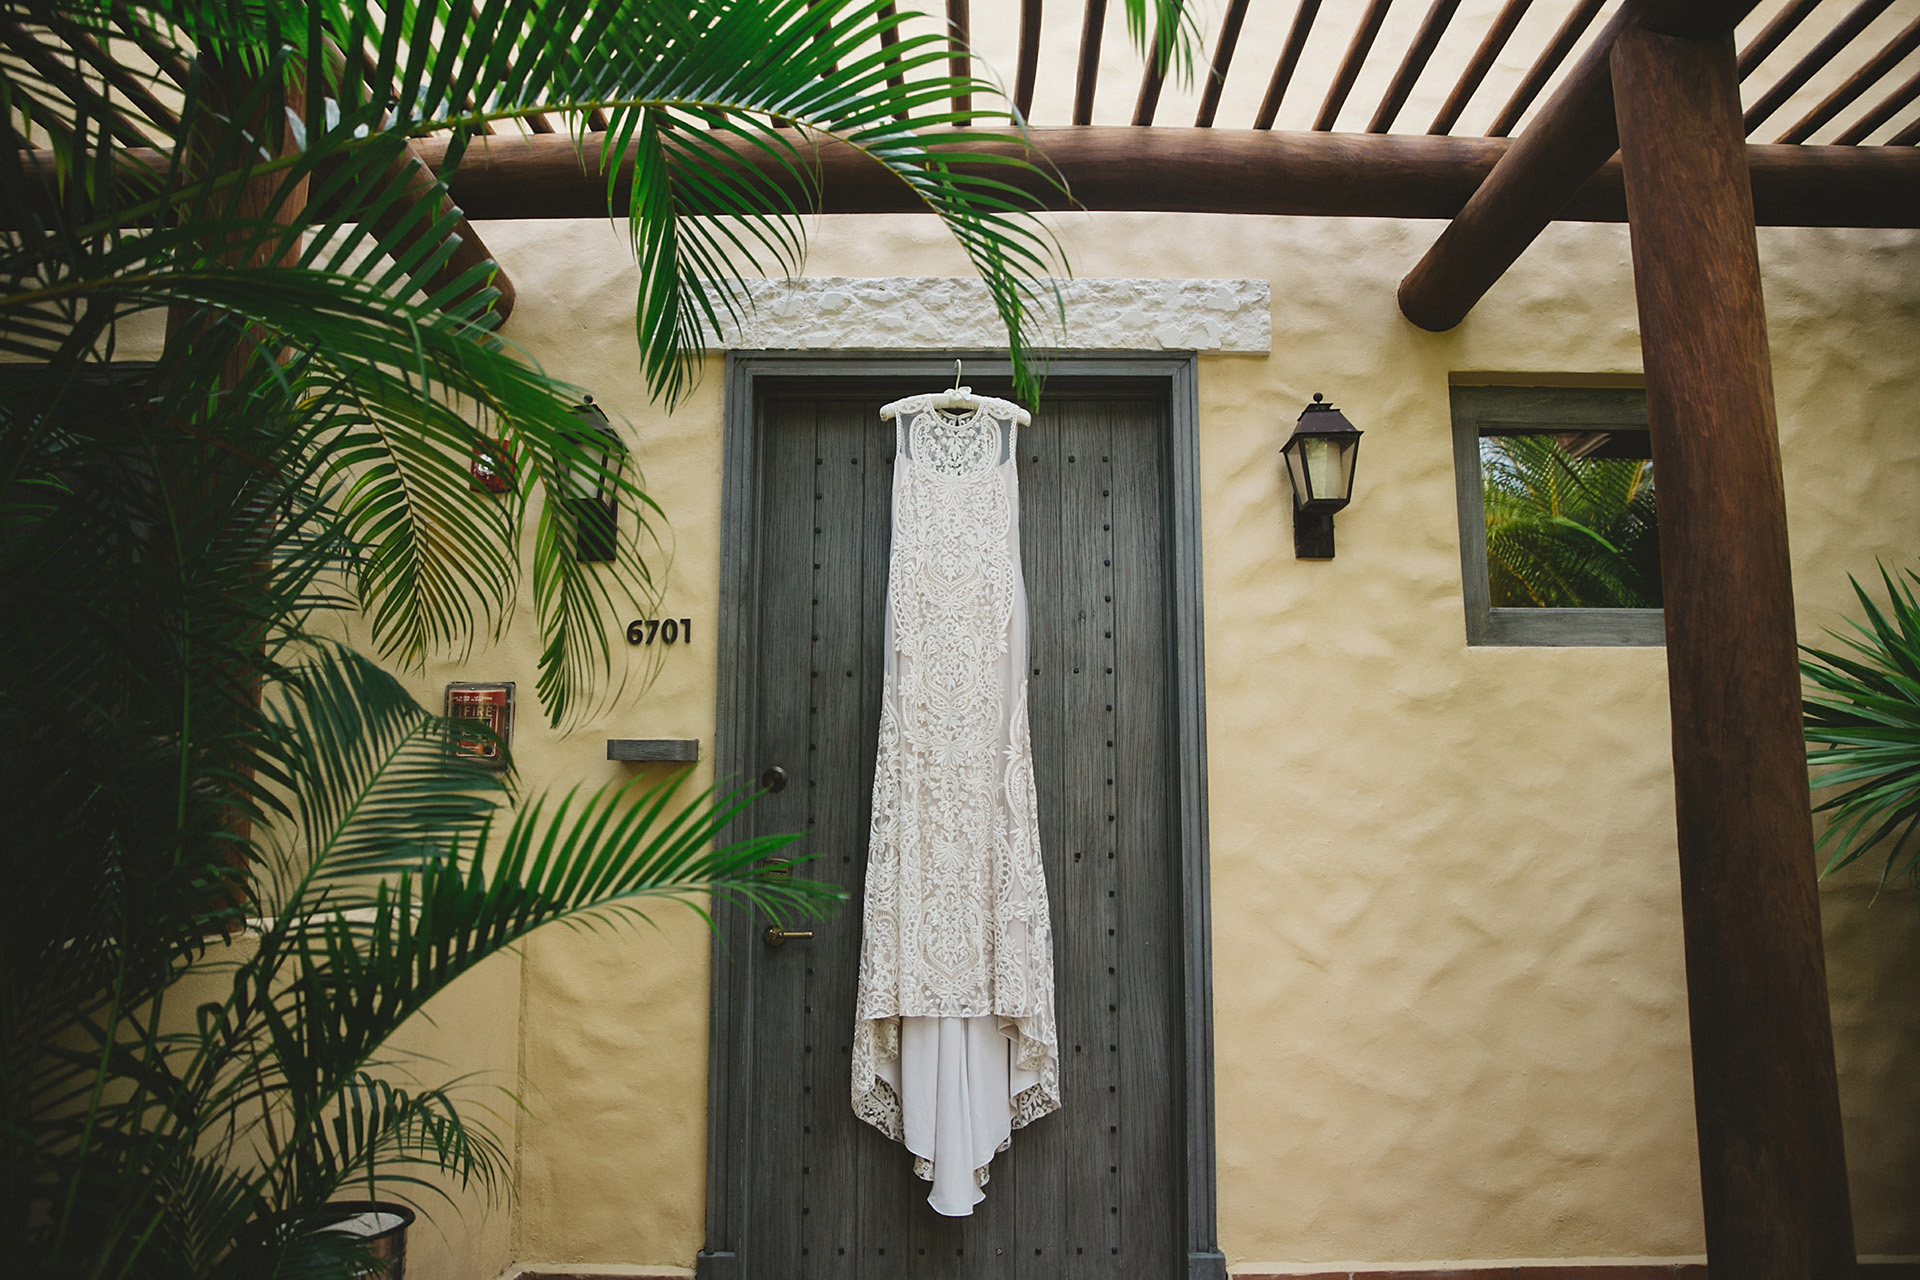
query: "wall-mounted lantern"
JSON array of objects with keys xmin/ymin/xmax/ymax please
[
  {"xmin": 560, "ymin": 395, "xmax": 625, "ymax": 562},
  {"xmin": 1282, "ymin": 393, "xmax": 1363, "ymax": 560}
]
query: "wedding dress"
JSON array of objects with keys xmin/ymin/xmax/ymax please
[{"xmin": 851, "ymin": 388, "xmax": 1061, "ymax": 1217}]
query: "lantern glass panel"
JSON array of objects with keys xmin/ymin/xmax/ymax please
[
  {"xmin": 1285, "ymin": 433, "xmax": 1358, "ymax": 510},
  {"xmin": 564, "ymin": 430, "xmax": 607, "ymax": 502},
  {"xmin": 564, "ymin": 450, "xmax": 600, "ymax": 502},
  {"xmin": 561, "ymin": 400, "xmax": 624, "ymax": 504},
  {"xmin": 1309, "ymin": 436, "xmax": 1352, "ymax": 502},
  {"xmin": 1284, "ymin": 444, "xmax": 1310, "ymax": 507}
]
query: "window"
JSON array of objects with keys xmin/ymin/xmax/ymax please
[{"xmin": 1450, "ymin": 384, "xmax": 1663, "ymax": 646}]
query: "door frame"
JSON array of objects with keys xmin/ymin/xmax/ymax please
[{"xmin": 701, "ymin": 351, "xmax": 1222, "ymax": 1280}]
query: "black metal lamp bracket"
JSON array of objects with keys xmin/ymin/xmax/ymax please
[{"xmin": 1293, "ymin": 504, "xmax": 1336, "ymax": 559}]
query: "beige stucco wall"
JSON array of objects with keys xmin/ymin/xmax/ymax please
[{"xmin": 422, "ymin": 211, "xmax": 1920, "ymax": 1276}]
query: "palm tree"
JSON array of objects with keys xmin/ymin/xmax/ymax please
[
  {"xmin": 0, "ymin": 1, "xmax": 1190, "ymax": 1275},
  {"xmin": 1481, "ymin": 432, "xmax": 1662, "ymax": 610},
  {"xmin": 1803, "ymin": 565, "xmax": 1920, "ymax": 906}
]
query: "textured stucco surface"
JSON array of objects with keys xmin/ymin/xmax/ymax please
[
  {"xmin": 697, "ymin": 275, "xmax": 1272, "ymax": 352},
  {"xmin": 66, "ymin": 3, "xmax": 1920, "ymax": 1275},
  {"xmin": 439, "ymin": 211, "xmax": 1920, "ymax": 1276}
]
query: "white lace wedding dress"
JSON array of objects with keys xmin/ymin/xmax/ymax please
[{"xmin": 851, "ymin": 390, "xmax": 1062, "ymax": 1217}]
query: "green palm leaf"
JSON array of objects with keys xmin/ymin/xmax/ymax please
[
  {"xmin": 3, "ymin": 1, "xmax": 1198, "ymax": 1273},
  {"xmin": 1803, "ymin": 564, "xmax": 1920, "ymax": 902}
]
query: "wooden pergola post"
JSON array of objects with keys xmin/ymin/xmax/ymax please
[{"xmin": 1612, "ymin": 24, "xmax": 1856, "ymax": 1278}]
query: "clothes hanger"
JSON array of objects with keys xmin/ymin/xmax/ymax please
[{"xmin": 879, "ymin": 359, "xmax": 1033, "ymax": 425}]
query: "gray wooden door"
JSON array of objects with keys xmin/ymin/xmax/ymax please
[{"xmin": 727, "ymin": 379, "xmax": 1186, "ymax": 1279}]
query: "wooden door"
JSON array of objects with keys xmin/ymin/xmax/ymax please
[{"xmin": 720, "ymin": 379, "xmax": 1187, "ymax": 1280}]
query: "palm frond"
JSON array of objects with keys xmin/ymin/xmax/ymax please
[
  {"xmin": 1481, "ymin": 434, "xmax": 1661, "ymax": 609},
  {"xmin": 1803, "ymin": 564, "xmax": 1920, "ymax": 903}
]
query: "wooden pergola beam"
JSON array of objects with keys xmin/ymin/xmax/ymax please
[
  {"xmin": 1737, "ymin": 0, "xmax": 1823, "ymax": 79},
  {"xmin": 1484, "ymin": 0, "xmax": 1606, "ymax": 137},
  {"xmin": 375, "ymin": 140, "xmax": 518, "ymax": 323},
  {"xmin": 317, "ymin": 37, "xmax": 516, "ymax": 322},
  {"xmin": 46, "ymin": 15, "xmax": 180, "ymax": 133},
  {"xmin": 948, "ymin": 0, "xmax": 972, "ymax": 116},
  {"xmin": 1398, "ymin": 4, "xmax": 1627, "ymax": 330},
  {"xmin": 1836, "ymin": 62, "xmax": 1920, "ymax": 143},
  {"xmin": 1072, "ymin": 0, "xmax": 1107, "ymax": 125},
  {"xmin": 1015, "ymin": 0, "xmax": 1043, "ymax": 118},
  {"xmin": 877, "ymin": 0, "xmax": 909, "ymax": 121},
  {"xmin": 1314, "ymin": 0, "xmax": 1394, "ymax": 132},
  {"xmin": 1398, "ymin": 0, "xmax": 1768, "ymax": 331},
  {"xmin": 1779, "ymin": 11, "xmax": 1920, "ymax": 143},
  {"xmin": 1, "ymin": 16, "xmax": 160, "ymax": 151},
  {"xmin": 1744, "ymin": 0, "xmax": 1896, "ymax": 135},
  {"xmin": 1194, "ymin": 0, "xmax": 1252, "ymax": 128},
  {"xmin": 1368, "ymin": 0, "xmax": 1464, "ymax": 133},
  {"xmin": 1134, "ymin": 21, "xmax": 1168, "ymax": 125},
  {"xmin": 35, "ymin": 128, "xmax": 1920, "ymax": 228},
  {"xmin": 395, "ymin": 127, "xmax": 1920, "ymax": 224},
  {"xmin": 1427, "ymin": 0, "xmax": 1530, "ymax": 135},
  {"xmin": 22, "ymin": 140, "xmax": 516, "ymax": 324},
  {"xmin": 1254, "ymin": 0, "xmax": 1321, "ymax": 130},
  {"xmin": 1612, "ymin": 22, "xmax": 1855, "ymax": 1276}
]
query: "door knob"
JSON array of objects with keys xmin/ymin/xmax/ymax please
[
  {"xmin": 761, "ymin": 764, "xmax": 788, "ymax": 793},
  {"xmin": 764, "ymin": 926, "xmax": 813, "ymax": 947}
]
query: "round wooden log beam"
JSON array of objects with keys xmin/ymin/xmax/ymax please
[
  {"xmin": 397, "ymin": 127, "xmax": 1920, "ymax": 230},
  {"xmin": 1615, "ymin": 24, "xmax": 1856, "ymax": 1277},
  {"xmin": 20, "ymin": 128, "xmax": 1920, "ymax": 233},
  {"xmin": 1396, "ymin": 0, "xmax": 1769, "ymax": 332},
  {"xmin": 1396, "ymin": 7, "xmax": 1626, "ymax": 330},
  {"xmin": 374, "ymin": 139, "xmax": 517, "ymax": 325},
  {"xmin": 415, "ymin": 128, "xmax": 1515, "ymax": 220}
]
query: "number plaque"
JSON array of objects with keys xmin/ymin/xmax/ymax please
[{"xmin": 626, "ymin": 617, "xmax": 693, "ymax": 646}]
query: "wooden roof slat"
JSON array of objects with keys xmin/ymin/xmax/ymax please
[
  {"xmin": 1778, "ymin": 11, "xmax": 1920, "ymax": 142},
  {"xmin": 1485, "ymin": 0, "xmax": 1607, "ymax": 138},
  {"xmin": 1889, "ymin": 113, "xmax": 1920, "ymax": 142},
  {"xmin": 48, "ymin": 17, "xmax": 180, "ymax": 133},
  {"xmin": 1834, "ymin": 61, "xmax": 1920, "ymax": 143},
  {"xmin": 587, "ymin": 108, "xmax": 610, "ymax": 131},
  {"xmin": 1134, "ymin": 40, "xmax": 1168, "ymax": 124},
  {"xmin": 1368, "ymin": 0, "xmax": 1465, "ymax": 133},
  {"xmin": 1015, "ymin": 0, "xmax": 1043, "ymax": 117},
  {"xmin": 1194, "ymin": 0, "xmax": 1252, "ymax": 127},
  {"xmin": 1744, "ymin": 0, "xmax": 1896, "ymax": 133},
  {"xmin": 877, "ymin": 1, "xmax": 910, "ymax": 122},
  {"xmin": 1427, "ymin": 0, "xmax": 1531, "ymax": 135},
  {"xmin": 1737, "ymin": 0, "xmax": 1823, "ymax": 79},
  {"xmin": 950, "ymin": 0, "xmax": 973, "ymax": 116},
  {"xmin": 1402, "ymin": 2, "xmax": 1765, "ymax": 331},
  {"xmin": 1073, "ymin": 0, "xmax": 1108, "ymax": 125},
  {"xmin": 1314, "ymin": 0, "xmax": 1395, "ymax": 131},
  {"xmin": 113, "ymin": 13, "xmax": 191, "ymax": 91},
  {"xmin": 1402, "ymin": 3, "xmax": 1625, "ymax": 330},
  {"xmin": 336, "ymin": 33, "xmax": 495, "ymax": 135},
  {"xmin": 1255, "ymin": 0, "xmax": 1322, "ymax": 130},
  {"xmin": 1, "ymin": 17, "xmax": 159, "ymax": 151},
  {"xmin": 461, "ymin": 4, "xmax": 545, "ymax": 132}
]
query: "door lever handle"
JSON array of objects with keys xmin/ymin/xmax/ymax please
[{"xmin": 764, "ymin": 927, "xmax": 814, "ymax": 947}]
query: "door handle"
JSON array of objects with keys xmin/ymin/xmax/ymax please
[{"xmin": 764, "ymin": 927, "xmax": 814, "ymax": 947}]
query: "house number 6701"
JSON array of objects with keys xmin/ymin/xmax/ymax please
[{"xmin": 627, "ymin": 618, "xmax": 692, "ymax": 646}]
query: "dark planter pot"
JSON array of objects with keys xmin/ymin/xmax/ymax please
[{"xmin": 318, "ymin": 1201, "xmax": 415, "ymax": 1280}]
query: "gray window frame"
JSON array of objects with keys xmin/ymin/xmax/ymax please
[{"xmin": 1450, "ymin": 384, "xmax": 1664, "ymax": 647}]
